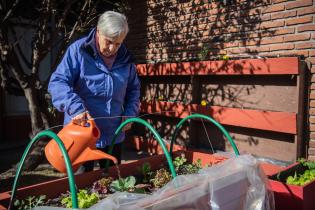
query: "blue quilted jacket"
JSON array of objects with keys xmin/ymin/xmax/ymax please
[{"xmin": 48, "ymin": 28, "xmax": 140, "ymax": 147}]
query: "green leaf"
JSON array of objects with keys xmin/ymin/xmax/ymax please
[{"xmin": 125, "ymin": 176, "xmax": 136, "ymax": 188}]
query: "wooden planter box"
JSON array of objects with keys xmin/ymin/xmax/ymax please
[
  {"xmin": 0, "ymin": 151, "xmax": 226, "ymax": 209},
  {"xmin": 268, "ymin": 163, "xmax": 315, "ymax": 210},
  {"xmin": 2, "ymin": 150, "xmax": 279, "ymax": 209}
]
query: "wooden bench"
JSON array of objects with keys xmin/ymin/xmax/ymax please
[{"xmin": 131, "ymin": 57, "xmax": 308, "ymax": 162}]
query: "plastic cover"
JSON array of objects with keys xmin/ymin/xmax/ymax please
[{"xmin": 35, "ymin": 154, "xmax": 274, "ymax": 210}]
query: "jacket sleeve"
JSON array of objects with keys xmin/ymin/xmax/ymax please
[
  {"xmin": 48, "ymin": 45, "xmax": 85, "ymax": 118},
  {"xmin": 123, "ymin": 63, "xmax": 141, "ymax": 117}
]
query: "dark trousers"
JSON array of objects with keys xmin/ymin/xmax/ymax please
[{"xmin": 83, "ymin": 143, "xmax": 122, "ymax": 172}]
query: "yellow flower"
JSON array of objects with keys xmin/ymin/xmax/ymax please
[
  {"xmin": 158, "ymin": 96, "xmax": 164, "ymax": 101},
  {"xmin": 201, "ymin": 100, "xmax": 207, "ymax": 106},
  {"xmin": 222, "ymin": 55, "xmax": 230, "ymax": 60}
]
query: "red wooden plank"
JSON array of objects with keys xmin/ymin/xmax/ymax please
[
  {"xmin": 140, "ymin": 101, "xmax": 297, "ymax": 134},
  {"xmin": 137, "ymin": 57, "xmax": 299, "ymax": 76}
]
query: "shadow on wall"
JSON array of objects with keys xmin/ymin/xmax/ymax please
[
  {"xmin": 125, "ymin": 1, "xmax": 306, "ymax": 160},
  {"xmin": 139, "ymin": 0, "xmax": 275, "ymax": 62}
]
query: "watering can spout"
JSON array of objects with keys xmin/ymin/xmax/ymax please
[
  {"xmin": 44, "ymin": 119, "xmax": 118, "ymax": 173},
  {"xmin": 72, "ymin": 147, "xmax": 118, "ymax": 166}
]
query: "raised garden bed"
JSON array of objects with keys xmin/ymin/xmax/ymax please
[
  {"xmin": 0, "ymin": 150, "xmax": 227, "ymax": 209},
  {"xmin": 268, "ymin": 159, "xmax": 315, "ymax": 210}
]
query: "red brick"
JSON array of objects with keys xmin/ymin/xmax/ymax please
[
  {"xmin": 283, "ymin": 34, "xmax": 311, "ymax": 42},
  {"xmin": 223, "ymin": 42, "xmax": 239, "ymax": 48},
  {"xmin": 310, "ymin": 124, "xmax": 315, "ymax": 132},
  {"xmin": 313, "ymin": 33, "xmax": 315, "ymax": 39},
  {"xmin": 310, "ymin": 50, "xmax": 315, "ymax": 57},
  {"xmin": 309, "ymin": 133, "xmax": 315, "ymax": 140},
  {"xmin": 271, "ymin": 11, "xmax": 296, "ymax": 20},
  {"xmin": 261, "ymin": 14, "xmax": 271, "ymax": 21},
  {"xmin": 272, "ymin": 0, "xmax": 288, "ymax": 3},
  {"xmin": 298, "ymin": 24, "xmax": 315, "ymax": 32},
  {"xmin": 261, "ymin": 36, "xmax": 283, "ymax": 44},
  {"xmin": 239, "ymin": 39, "xmax": 258, "ymax": 46},
  {"xmin": 269, "ymin": 43, "xmax": 295, "ymax": 51},
  {"xmin": 262, "ymin": 4, "xmax": 285, "ymax": 13},
  {"xmin": 260, "ymin": 20, "xmax": 285, "ymax": 29},
  {"xmin": 308, "ymin": 155, "xmax": 315, "ymax": 161},
  {"xmin": 286, "ymin": 0, "xmax": 313, "ymax": 10},
  {"xmin": 295, "ymin": 42, "xmax": 315, "ymax": 49},
  {"xmin": 279, "ymin": 50, "xmax": 309, "ymax": 57},
  {"xmin": 310, "ymin": 108, "xmax": 315, "ymax": 114},
  {"xmin": 306, "ymin": 57, "xmax": 315, "ymax": 64},
  {"xmin": 310, "ymin": 100, "xmax": 315, "ymax": 108},
  {"xmin": 228, "ymin": 48, "xmax": 247, "ymax": 54},
  {"xmin": 297, "ymin": 6, "xmax": 315, "ymax": 16},
  {"xmin": 311, "ymin": 93, "xmax": 315, "ymax": 100},
  {"xmin": 286, "ymin": 16, "xmax": 313, "ymax": 26},
  {"xmin": 261, "ymin": 50, "xmax": 309, "ymax": 57},
  {"xmin": 272, "ymin": 28, "xmax": 295, "ymax": 35},
  {"xmin": 309, "ymin": 148, "xmax": 315, "ymax": 155},
  {"xmin": 246, "ymin": 46, "xmax": 270, "ymax": 52},
  {"xmin": 240, "ymin": 8, "xmax": 261, "ymax": 16},
  {"xmin": 310, "ymin": 117, "xmax": 315, "ymax": 123},
  {"xmin": 311, "ymin": 84, "xmax": 315, "ymax": 90}
]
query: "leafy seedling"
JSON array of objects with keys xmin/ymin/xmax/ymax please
[
  {"xmin": 61, "ymin": 189, "xmax": 99, "ymax": 209},
  {"xmin": 91, "ymin": 177, "xmax": 114, "ymax": 195},
  {"xmin": 110, "ymin": 176, "xmax": 136, "ymax": 192},
  {"xmin": 173, "ymin": 153, "xmax": 187, "ymax": 171},
  {"xmin": 137, "ymin": 162, "xmax": 152, "ymax": 183},
  {"xmin": 14, "ymin": 195, "xmax": 46, "ymax": 210},
  {"xmin": 150, "ymin": 168, "xmax": 172, "ymax": 188}
]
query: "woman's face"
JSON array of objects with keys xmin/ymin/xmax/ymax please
[{"xmin": 96, "ymin": 30, "xmax": 124, "ymax": 57}]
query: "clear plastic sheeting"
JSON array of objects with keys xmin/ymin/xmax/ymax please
[{"xmin": 34, "ymin": 154, "xmax": 274, "ymax": 210}]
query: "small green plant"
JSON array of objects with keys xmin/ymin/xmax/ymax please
[
  {"xmin": 285, "ymin": 159, "xmax": 315, "ymax": 186},
  {"xmin": 14, "ymin": 195, "xmax": 46, "ymax": 210},
  {"xmin": 138, "ymin": 162, "xmax": 152, "ymax": 183},
  {"xmin": 173, "ymin": 153, "xmax": 202, "ymax": 175},
  {"xmin": 61, "ymin": 189, "xmax": 99, "ymax": 209},
  {"xmin": 110, "ymin": 176, "xmax": 136, "ymax": 192},
  {"xmin": 91, "ymin": 177, "xmax": 114, "ymax": 194},
  {"xmin": 178, "ymin": 159, "xmax": 203, "ymax": 175},
  {"xmin": 298, "ymin": 158, "xmax": 315, "ymax": 169},
  {"xmin": 173, "ymin": 153, "xmax": 187, "ymax": 171},
  {"xmin": 150, "ymin": 168, "xmax": 172, "ymax": 188},
  {"xmin": 198, "ymin": 45, "xmax": 210, "ymax": 61}
]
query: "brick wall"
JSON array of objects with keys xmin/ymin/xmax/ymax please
[{"xmin": 125, "ymin": 0, "xmax": 315, "ymax": 159}]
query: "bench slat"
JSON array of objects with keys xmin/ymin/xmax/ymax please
[
  {"xmin": 140, "ymin": 101, "xmax": 297, "ymax": 134},
  {"xmin": 137, "ymin": 57, "xmax": 299, "ymax": 76}
]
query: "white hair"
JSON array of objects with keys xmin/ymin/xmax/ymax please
[{"xmin": 97, "ymin": 11, "xmax": 129, "ymax": 40}]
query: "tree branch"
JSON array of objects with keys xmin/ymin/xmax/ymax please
[
  {"xmin": 31, "ymin": 0, "xmax": 52, "ymax": 76},
  {"xmin": 0, "ymin": 60, "xmax": 24, "ymax": 95},
  {"xmin": 1, "ymin": 0, "xmax": 21, "ymax": 24}
]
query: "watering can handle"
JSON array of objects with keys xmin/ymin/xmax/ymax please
[
  {"xmin": 87, "ymin": 119, "xmax": 97, "ymax": 128},
  {"xmin": 69, "ymin": 119, "xmax": 96, "ymax": 127}
]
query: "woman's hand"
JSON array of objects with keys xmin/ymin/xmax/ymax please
[
  {"xmin": 121, "ymin": 116, "xmax": 133, "ymax": 132},
  {"xmin": 72, "ymin": 111, "xmax": 92, "ymax": 126}
]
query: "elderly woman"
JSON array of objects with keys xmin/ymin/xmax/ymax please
[{"xmin": 48, "ymin": 11, "xmax": 140, "ymax": 171}]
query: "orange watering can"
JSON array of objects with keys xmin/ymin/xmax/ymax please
[{"xmin": 45, "ymin": 119, "xmax": 117, "ymax": 173}]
